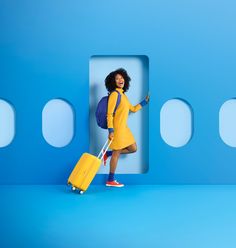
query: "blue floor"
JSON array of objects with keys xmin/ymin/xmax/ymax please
[{"xmin": 1, "ymin": 185, "xmax": 236, "ymax": 248}]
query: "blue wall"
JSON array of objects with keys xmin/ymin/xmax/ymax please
[{"xmin": 1, "ymin": 0, "xmax": 236, "ymax": 184}]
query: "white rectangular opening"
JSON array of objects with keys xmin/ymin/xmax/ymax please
[{"xmin": 89, "ymin": 55, "xmax": 149, "ymax": 174}]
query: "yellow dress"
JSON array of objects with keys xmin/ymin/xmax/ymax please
[{"xmin": 107, "ymin": 87, "xmax": 143, "ymax": 150}]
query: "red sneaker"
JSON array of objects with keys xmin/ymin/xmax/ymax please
[
  {"xmin": 102, "ymin": 149, "xmax": 108, "ymax": 166},
  {"xmin": 106, "ymin": 180, "xmax": 124, "ymax": 187}
]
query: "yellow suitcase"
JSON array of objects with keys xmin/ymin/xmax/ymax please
[{"xmin": 67, "ymin": 138, "xmax": 113, "ymax": 194}]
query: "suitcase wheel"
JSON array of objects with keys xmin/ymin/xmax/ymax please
[{"xmin": 71, "ymin": 185, "xmax": 84, "ymax": 194}]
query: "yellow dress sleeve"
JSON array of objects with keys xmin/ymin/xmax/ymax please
[
  {"xmin": 107, "ymin": 91, "xmax": 118, "ymax": 129},
  {"xmin": 127, "ymin": 97, "xmax": 142, "ymax": 113}
]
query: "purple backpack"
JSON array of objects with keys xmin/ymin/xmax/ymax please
[{"xmin": 95, "ymin": 90, "xmax": 121, "ymax": 129}]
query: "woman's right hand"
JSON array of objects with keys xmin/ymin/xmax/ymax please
[
  {"xmin": 145, "ymin": 93, "xmax": 150, "ymax": 103},
  {"xmin": 108, "ymin": 132, "xmax": 114, "ymax": 141}
]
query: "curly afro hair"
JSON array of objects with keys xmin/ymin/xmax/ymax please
[{"xmin": 105, "ymin": 68, "xmax": 131, "ymax": 94}]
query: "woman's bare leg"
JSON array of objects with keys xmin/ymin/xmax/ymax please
[
  {"xmin": 110, "ymin": 150, "xmax": 121, "ymax": 173},
  {"xmin": 120, "ymin": 143, "xmax": 137, "ymax": 154},
  {"xmin": 119, "ymin": 147, "xmax": 131, "ymax": 154},
  {"xmin": 109, "ymin": 143, "xmax": 137, "ymax": 173}
]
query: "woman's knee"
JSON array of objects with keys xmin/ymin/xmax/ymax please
[
  {"xmin": 128, "ymin": 143, "xmax": 137, "ymax": 153},
  {"xmin": 133, "ymin": 144, "xmax": 137, "ymax": 152}
]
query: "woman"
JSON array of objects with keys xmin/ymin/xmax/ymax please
[{"xmin": 103, "ymin": 68, "xmax": 150, "ymax": 187}]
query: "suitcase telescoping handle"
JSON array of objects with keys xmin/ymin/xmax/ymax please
[{"xmin": 97, "ymin": 138, "xmax": 113, "ymax": 160}]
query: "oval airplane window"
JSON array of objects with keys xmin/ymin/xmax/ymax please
[
  {"xmin": 219, "ymin": 99, "xmax": 236, "ymax": 147},
  {"xmin": 42, "ymin": 99, "xmax": 74, "ymax": 147},
  {"xmin": 0, "ymin": 99, "xmax": 15, "ymax": 148},
  {"xmin": 160, "ymin": 99, "xmax": 193, "ymax": 147}
]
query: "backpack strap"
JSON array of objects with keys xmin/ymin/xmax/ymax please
[{"xmin": 108, "ymin": 90, "xmax": 121, "ymax": 114}]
